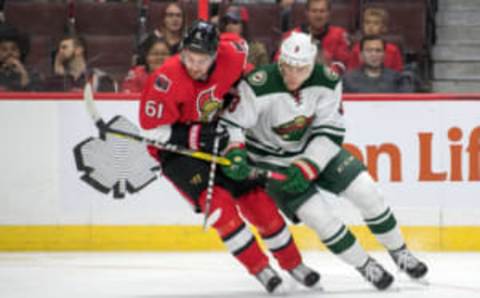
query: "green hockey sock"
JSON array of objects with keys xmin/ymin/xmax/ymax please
[
  {"xmin": 323, "ymin": 225, "xmax": 369, "ymax": 268},
  {"xmin": 365, "ymin": 207, "xmax": 405, "ymax": 251}
]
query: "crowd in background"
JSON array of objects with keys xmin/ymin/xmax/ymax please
[{"xmin": 0, "ymin": 0, "xmax": 429, "ymax": 93}]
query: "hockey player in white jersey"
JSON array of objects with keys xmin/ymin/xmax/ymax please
[{"xmin": 219, "ymin": 32, "xmax": 428, "ymax": 290}]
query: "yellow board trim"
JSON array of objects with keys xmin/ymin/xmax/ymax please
[{"xmin": 1, "ymin": 225, "xmax": 480, "ymax": 251}]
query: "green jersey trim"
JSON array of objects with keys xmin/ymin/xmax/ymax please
[
  {"xmin": 246, "ymin": 64, "xmax": 340, "ymax": 97},
  {"xmin": 301, "ymin": 64, "xmax": 340, "ymax": 91},
  {"xmin": 246, "ymin": 64, "xmax": 288, "ymax": 97},
  {"xmin": 312, "ymin": 125, "xmax": 345, "ymax": 133}
]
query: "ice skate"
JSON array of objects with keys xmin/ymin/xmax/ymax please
[
  {"xmin": 357, "ymin": 257, "xmax": 394, "ymax": 290},
  {"xmin": 255, "ymin": 265, "xmax": 283, "ymax": 293},
  {"xmin": 288, "ymin": 263, "xmax": 321, "ymax": 287},
  {"xmin": 390, "ymin": 245, "xmax": 428, "ymax": 279}
]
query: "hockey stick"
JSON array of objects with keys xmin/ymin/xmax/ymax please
[
  {"xmin": 83, "ymin": 83, "xmax": 232, "ymax": 166},
  {"xmin": 202, "ymin": 124, "xmax": 221, "ymax": 230},
  {"xmin": 83, "ymin": 84, "xmax": 286, "ymax": 180}
]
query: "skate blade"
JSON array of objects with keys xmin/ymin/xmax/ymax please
[{"xmin": 396, "ymin": 269, "xmax": 430, "ymax": 286}]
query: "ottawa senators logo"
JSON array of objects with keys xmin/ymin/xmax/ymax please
[
  {"xmin": 197, "ymin": 86, "xmax": 223, "ymax": 122},
  {"xmin": 273, "ymin": 115, "xmax": 315, "ymax": 141}
]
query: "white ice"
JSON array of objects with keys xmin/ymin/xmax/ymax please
[{"xmin": 0, "ymin": 252, "xmax": 479, "ymax": 298}]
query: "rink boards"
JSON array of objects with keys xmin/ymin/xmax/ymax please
[{"xmin": 0, "ymin": 93, "xmax": 479, "ymax": 251}]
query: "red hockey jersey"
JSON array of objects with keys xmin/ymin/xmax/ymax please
[{"xmin": 139, "ymin": 35, "xmax": 248, "ymax": 130}]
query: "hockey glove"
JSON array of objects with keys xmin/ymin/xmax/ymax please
[
  {"xmin": 169, "ymin": 122, "xmax": 229, "ymax": 153},
  {"xmin": 221, "ymin": 144, "xmax": 251, "ymax": 181},
  {"xmin": 281, "ymin": 158, "xmax": 320, "ymax": 194}
]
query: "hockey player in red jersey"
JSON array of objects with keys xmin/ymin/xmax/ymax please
[{"xmin": 139, "ymin": 21, "xmax": 319, "ymax": 293}]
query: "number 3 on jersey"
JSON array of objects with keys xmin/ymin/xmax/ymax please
[{"xmin": 145, "ymin": 100, "xmax": 164, "ymax": 118}]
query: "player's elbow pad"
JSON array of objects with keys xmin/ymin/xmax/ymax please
[
  {"xmin": 169, "ymin": 123, "xmax": 229, "ymax": 153},
  {"xmin": 168, "ymin": 123, "xmax": 191, "ymax": 149}
]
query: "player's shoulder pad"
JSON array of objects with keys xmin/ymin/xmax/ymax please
[
  {"xmin": 245, "ymin": 64, "xmax": 284, "ymax": 97},
  {"xmin": 216, "ymin": 41, "xmax": 247, "ymax": 76},
  {"xmin": 305, "ymin": 64, "xmax": 341, "ymax": 91},
  {"xmin": 150, "ymin": 57, "xmax": 182, "ymax": 93}
]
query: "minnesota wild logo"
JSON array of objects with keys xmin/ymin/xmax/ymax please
[
  {"xmin": 273, "ymin": 115, "xmax": 315, "ymax": 141},
  {"xmin": 197, "ymin": 85, "xmax": 223, "ymax": 122},
  {"xmin": 248, "ymin": 70, "xmax": 267, "ymax": 86}
]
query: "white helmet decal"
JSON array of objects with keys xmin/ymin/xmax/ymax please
[{"xmin": 279, "ymin": 32, "xmax": 317, "ymax": 67}]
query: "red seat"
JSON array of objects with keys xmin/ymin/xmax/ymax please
[
  {"xmin": 26, "ymin": 36, "xmax": 56, "ymax": 76},
  {"xmin": 84, "ymin": 35, "xmax": 136, "ymax": 83},
  {"xmin": 75, "ymin": 2, "xmax": 138, "ymax": 36},
  {"xmin": 4, "ymin": 2, "xmax": 68, "ymax": 37},
  {"xmin": 241, "ymin": 4, "xmax": 282, "ymax": 56}
]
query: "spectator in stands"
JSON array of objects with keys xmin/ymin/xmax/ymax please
[
  {"xmin": 43, "ymin": 34, "xmax": 116, "ymax": 92},
  {"xmin": 122, "ymin": 35, "xmax": 171, "ymax": 93},
  {"xmin": 279, "ymin": 0, "xmax": 295, "ymax": 32},
  {"xmin": 0, "ymin": 24, "xmax": 42, "ymax": 91},
  {"xmin": 343, "ymin": 35, "xmax": 414, "ymax": 93},
  {"xmin": 280, "ymin": 0, "xmax": 351, "ymax": 74},
  {"xmin": 219, "ymin": 5, "xmax": 269, "ymax": 68},
  {"xmin": 348, "ymin": 7, "xmax": 403, "ymax": 72},
  {"xmin": 153, "ymin": 2, "xmax": 186, "ymax": 55}
]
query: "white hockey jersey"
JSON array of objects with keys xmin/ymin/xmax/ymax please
[{"xmin": 220, "ymin": 64, "xmax": 345, "ymax": 169}]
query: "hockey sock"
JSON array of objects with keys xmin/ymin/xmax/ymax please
[
  {"xmin": 221, "ymin": 222, "xmax": 269, "ymax": 275},
  {"xmin": 237, "ymin": 188, "xmax": 302, "ymax": 270},
  {"xmin": 263, "ymin": 223, "xmax": 302, "ymax": 270},
  {"xmin": 297, "ymin": 195, "xmax": 369, "ymax": 268},
  {"xmin": 322, "ymin": 224, "xmax": 369, "ymax": 268},
  {"xmin": 365, "ymin": 207, "xmax": 405, "ymax": 251},
  {"xmin": 342, "ymin": 172, "xmax": 406, "ymax": 251},
  {"xmin": 199, "ymin": 186, "xmax": 269, "ymax": 275}
]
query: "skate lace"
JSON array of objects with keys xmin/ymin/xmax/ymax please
[
  {"xmin": 363, "ymin": 260, "xmax": 384, "ymax": 283},
  {"xmin": 394, "ymin": 249, "xmax": 420, "ymax": 271}
]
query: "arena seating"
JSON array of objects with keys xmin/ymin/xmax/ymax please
[
  {"xmin": 25, "ymin": 35, "xmax": 56, "ymax": 76},
  {"xmin": 242, "ymin": 3, "xmax": 283, "ymax": 55},
  {"xmin": 83, "ymin": 35, "xmax": 136, "ymax": 83},
  {"xmin": 290, "ymin": 0, "xmax": 359, "ymax": 33},
  {"xmin": 4, "ymin": 2, "xmax": 68, "ymax": 37},
  {"xmin": 74, "ymin": 2, "xmax": 139, "ymax": 36},
  {"xmin": 0, "ymin": 0, "xmax": 434, "ymax": 90}
]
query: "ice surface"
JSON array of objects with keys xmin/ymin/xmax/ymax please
[{"xmin": 0, "ymin": 252, "xmax": 479, "ymax": 298}]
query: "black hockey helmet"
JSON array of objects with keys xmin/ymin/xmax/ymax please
[{"xmin": 182, "ymin": 20, "xmax": 218, "ymax": 55}]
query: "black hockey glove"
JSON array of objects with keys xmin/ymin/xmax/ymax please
[{"xmin": 169, "ymin": 122, "xmax": 229, "ymax": 153}]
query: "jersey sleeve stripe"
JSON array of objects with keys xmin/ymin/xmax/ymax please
[
  {"xmin": 219, "ymin": 117, "xmax": 244, "ymax": 129},
  {"xmin": 311, "ymin": 125, "xmax": 346, "ymax": 133}
]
